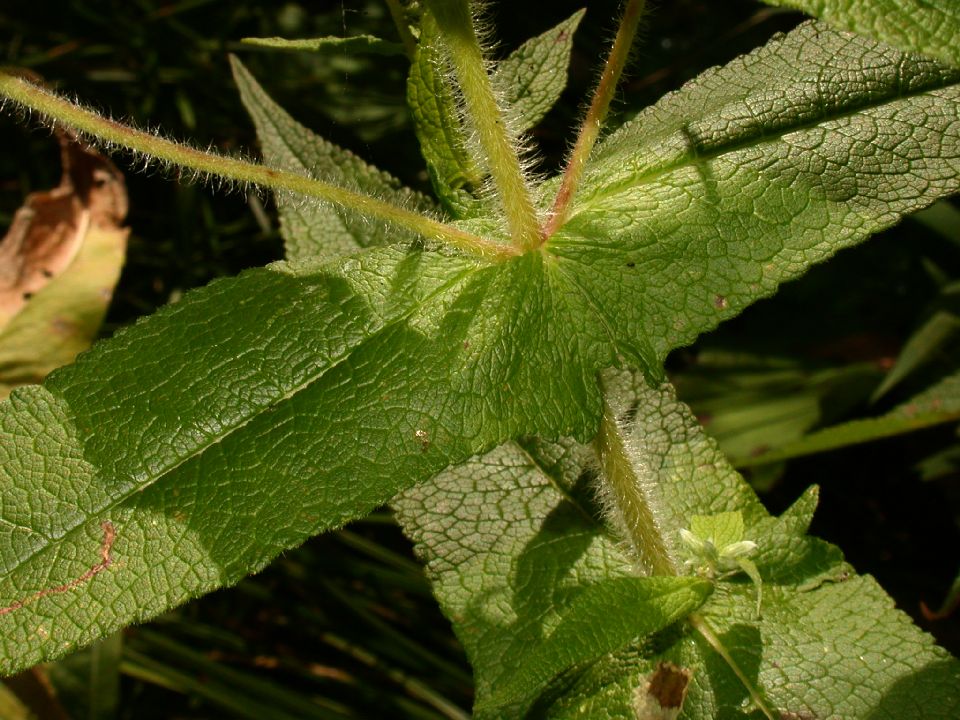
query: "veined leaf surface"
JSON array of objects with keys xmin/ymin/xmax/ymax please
[
  {"xmin": 555, "ymin": 21, "xmax": 960, "ymax": 364},
  {"xmin": 396, "ymin": 375, "xmax": 960, "ymax": 717},
  {"xmin": 760, "ymin": 0, "xmax": 960, "ymax": 67}
]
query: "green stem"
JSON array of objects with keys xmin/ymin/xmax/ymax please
[
  {"xmin": 384, "ymin": 0, "xmax": 417, "ymax": 59},
  {"xmin": 688, "ymin": 613, "xmax": 778, "ymax": 720},
  {"xmin": 425, "ymin": 0, "xmax": 542, "ymax": 252},
  {"xmin": 0, "ymin": 71, "xmax": 513, "ymax": 260},
  {"xmin": 544, "ymin": 0, "xmax": 646, "ymax": 239},
  {"xmin": 593, "ymin": 395, "xmax": 678, "ymax": 577}
]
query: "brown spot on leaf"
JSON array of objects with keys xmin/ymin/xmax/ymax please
[
  {"xmin": 714, "ymin": 294, "xmax": 728, "ymax": 310},
  {"xmin": 415, "ymin": 429, "xmax": 430, "ymax": 452},
  {"xmin": 635, "ymin": 662, "xmax": 691, "ymax": 719}
]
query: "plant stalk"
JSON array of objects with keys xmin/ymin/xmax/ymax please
[
  {"xmin": 593, "ymin": 398, "xmax": 677, "ymax": 577},
  {"xmin": 0, "ymin": 71, "xmax": 513, "ymax": 260},
  {"xmin": 425, "ymin": 0, "xmax": 542, "ymax": 252},
  {"xmin": 544, "ymin": 0, "xmax": 646, "ymax": 239},
  {"xmin": 384, "ymin": 0, "xmax": 418, "ymax": 59},
  {"xmin": 688, "ymin": 613, "xmax": 778, "ymax": 720}
]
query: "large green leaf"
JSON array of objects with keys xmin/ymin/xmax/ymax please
[
  {"xmin": 555, "ymin": 21, "xmax": 960, "ymax": 364},
  {"xmin": 397, "ymin": 375, "xmax": 960, "ymax": 717},
  {"xmin": 2, "ymin": 20, "xmax": 960, "ymax": 674},
  {"xmin": 760, "ymin": 0, "xmax": 960, "ymax": 67},
  {"xmin": 0, "ymin": 246, "xmax": 624, "ymax": 673},
  {"xmin": 231, "ymin": 56, "xmax": 433, "ymax": 261}
]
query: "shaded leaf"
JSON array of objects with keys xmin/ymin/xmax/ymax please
[
  {"xmin": 398, "ymin": 374, "xmax": 960, "ymax": 717},
  {"xmin": 406, "ymin": 9, "xmax": 583, "ymax": 216},
  {"xmin": 407, "ymin": 8, "xmax": 484, "ymax": 217},
  {"xmin": 393, "ymin": 431, "xmax": 708, "ymax": 718}
]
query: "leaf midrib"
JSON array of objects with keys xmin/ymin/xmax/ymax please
[
  {"xmin": 572, "ymin": 73, "xmax": 960, "ymax": 217},
  {"xmin": 8, "ymin": 259, "xmax": 481, "ymax": 575}
]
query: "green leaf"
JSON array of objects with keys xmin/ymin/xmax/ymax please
[
  {"xmin": 739, "ymin": 368, "xmax": 960, "ymax": 466},
  {"xmin": 688, "ymin": 512, "xmax": 747, "ymax": 551},
  {"xmin": 0, "ymin": 244, "xmax": 631, "ymax": 674},
  {"xmin": 554, "ymin": 21, "xmax": 960, "ymax": 365},
  {"xmin": 240, "ymin": 34, "xmax": 406, "ymax": 57},
  {"xmin": 231, "ymin": 56, "xmax": 434, "ymax": 261},
  {"xmin": 494, "ymin": 9, "xmax": 585, "ymax": 132},
  {"xmin": 399, "ymin": 374, "xmax": 960, "ymax": 717},
  {"xmin": 405, "ymin": 9, "xmax": 583, "ymax": 217},
  {"xmin": 478, "ymin": 576, "xmax": 710, "ymax": 715},
  {"xmin": 759, "ymin": 0, "xmax": 960, "ymax": 67},
  {"xmin": 394, "ymin": 437, "xmax": 709, "ymax": 718},
  {"xmin": 407, "ymin": 9, "xmax": 484, "ymax": 217}
]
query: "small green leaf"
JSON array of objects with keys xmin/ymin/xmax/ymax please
[
  {"xmin": 494, "ymin": 9, "xmax": 585, "ymax": 132},
  {"xmin": 688, "ymin": 512, "xmax": 747, "ymax": 551},
  {"xmin": 231, "ymin": 56, "xmax": 434, "ymax": 261},
  {"xmin": 759, "ymin": 0, "xmax": 960, "ymax": 67},
  {"xmin": 240, "ymin": 34, "xmax": 406, "ymax": 56}
]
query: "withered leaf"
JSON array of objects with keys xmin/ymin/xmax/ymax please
[{"xmin": 0, "ymin": 129, "xmax": 127, "ymax": 397}]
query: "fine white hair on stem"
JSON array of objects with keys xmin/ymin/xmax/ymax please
[
  {"xmin": 0, "ymin": 59, "xmax": 515, "ymax": 257},
  {"xmin": 7, "ymin": 90, "xmax": 264, "ymax": 200},
  {"xmin": 427, "ymin": 0, "xmax": 547, "ymax": 236}
]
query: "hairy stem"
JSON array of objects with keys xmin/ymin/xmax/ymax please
[
  {"xmin": 384, "ymin": 0, "xmax": 418, "ymax": 59},
  {"xmin": 544, "ymin": 0, "xmax": 646, "ymax": 239},
  {"xmin": 0, "ymin": 71, "xmax": 513, "ymax": 260},
  {"xmin": 425, "ymin": 0, "xmax": 542, "ymax": 252},
  {"xmin": 593, "ymin": 397, "xmax": 677, "ymax": 577}
]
